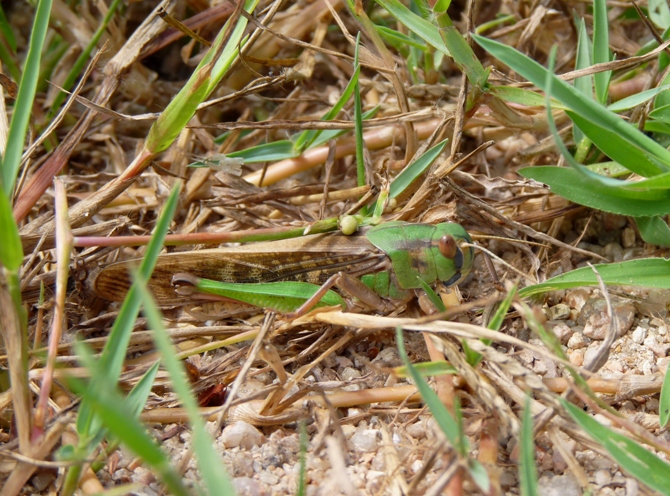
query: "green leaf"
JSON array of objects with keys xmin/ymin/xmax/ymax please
[
  {"xmin": 2, "ymin": 0, "xmax": 52, "ymax": 194},
  {"xmin": 376, "ymin": 25, "xmax": 427, "ymax": 50},
  {"xmin": 592, "ymin": 0, "xmax": 612, "ymax": 103},
  {"xmin": 490, "ymin": 86, "xmax": 559, "ymax": 107},
  {"xmin": 472, "ymin": 34, "xmax": 670, "ymax": 176},
  {"xmin": 519, "ymin": 166, "xmax": 670, "ymax": 216},
  {"xmin": 395, "ymin": 327, "xmax": 467, "ymax": 456},
  {"xmin": 416, "ymin": 278, "xmax": 447, "ymax": 312},
  {"xmin": 373, "ymin": 0, "xmax": 451, "ymax": 56},
  {"xmin": 390, "ymin": 139, "xmax": 448, "ymax": 198},
  {"xmin": 519, "ymin": 258, "xmax": 670, "ymax": 297},
  {"xmin": 0, "ymin": 187, "xmax": 23, "ymax": 270},
  {"xmin": 439, "ymin": 22, "xmax": 488, "ymax": 87},
  {"xmin": 649, "ymin": 103, "xmax": 670, "ymax": 124},
  {"xmin": 146, "ymin": 0, "xmax": 259, "ymax": 154},
  {"xmin": 136, "ymin": 274, "xmax": 235, "ymax": 496},
  {"xmin": 393, "ymin": 360, "xmax": 457, "ymax": 378},
  {"xmin": 293, "ymin": 65, "xmax": 361, "ymax": 153},
  {"xmin": 649, "ymin": 0, "xmax": 670, "ymax": 29},
  {"xmin": 566, "ymin": 110, "xmax": 670, "ymax": 178},
  {"xmin": 561, "ymin": 398, "xmax": 670, "ymax": 494},
  {"xmin": 573, "ymin": 18, "xmax": 593, "ymax": 145},
  {"xmin": 227, "ymin": 140, "xmax": 296, "ymax": 163},
  {"xmin": 519, "ymin": 396, "xmax": 538, "ymax": 496},
  {"xmin": 635, "ymin": 216, "xmax": 670, "ymax": 246},
  {"xmin": 608, "ymin": 85, "xmax": 670, "ymax": 112},
  {"xmin": 660, "ymin": 360, "xmax": 670, "ymax": 427},
  {"xmin": 76, "ymin": 185, "xmax": 181, "ymax": 440}
]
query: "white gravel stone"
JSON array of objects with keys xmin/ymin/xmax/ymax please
[
  {"xmin": 411, "ymin": 459, "xmax": 424, "ymax": 473},
  {"xmin": 631, "ymin": 326, "xmax": 647, "ymax": 344},
  {"xmin": 341, "ymin": 366, "xmax": 362, "ymax": 381},
  {"xmin": 406, "ymin": 420, "xmax": 426, "ymax": 439},
  {"xmin": 220, "ymin": 421, "xmax": 266, "ymax": 450},
  {"xmin": 567, "ymin": 333, "xmax": 587, "ymax": 349},
  {"xmin": 547, "ymin": 304, "xmax": 571, "ymax": 320},
  {"xmin": 594, "ymin": 469, "xmax": 612, "ymax": 487},
  {"xmin": 350, "ymin": 429, "xmax": 379, "ymax": 452},
  {"xmin": 537, "ymin": 473, "xmax": 581, "ymax": 496}
]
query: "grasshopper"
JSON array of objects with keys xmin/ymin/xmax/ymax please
[{"xmin": 93, "ymin": 221, "xmax": 474, "ymax": 314}]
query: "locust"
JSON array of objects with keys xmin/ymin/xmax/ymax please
[{"xmin": 93, "ymin": 221, "xmax": 474, "ymax": 314}]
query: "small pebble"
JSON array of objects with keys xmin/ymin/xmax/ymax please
[
  {"xmin": 411, "ymin": 459, "xmax": 424, "ymax": 473},
  {"xmin": 220, "ymin": 421, "xmax": 266, "ymax": 450},
  {"xmin": 406, "ymin": 421, "xmax": 426, "ymax": 439},
  {"xmin": 594, "ymin": 469, "xmax": 612, "ymax": 487},
  {"xmin": 580, "ymin": 298, "xmax": 635, "ymax": 339},
  {"xmin": 603, "ymin": 242, "xmax": 624, "ymax": 262},
  {"xmin": 621, "ymin": 227, "xmax": 636, "ymax": 248},
  {"xmin": 565, "ymin": 289, "xmax": 590, "ymax": 311},
  {"xmin": 350, "ymin": 429, "xmax": 379, "ymax": 452},
  {"xmin": 583, "ymin": 347, "xmax": 600, "ymax": 366},
  {"xmin": 550, "ymin": 321, "xmax": 574, "ymax": 344},
  {"xmin": 537, "ymin": 473, "xmax": 581, "ymax": 496},
  {"xmin": 631, "ymin": 326, "xmax": 647, "ymax": 344},
  {"xmin": 625, "ymin": 477, "xmax": 639, "ymax": 496},
  {"xmin": 567, "ymin": 333, "xmax": 587, "ymax": 349},
  {"xmin": 569, "ymin": 349, "xmax": 584, "ymax": 366},
  {"xmin": 341, "ymin": 367, "xmax": 362, "ymax": 381},
  {"xmin": 547, "ymin": 304, "xmax": 571, "ymax": 320},
  {"xmin": 603, "ymin": 213, "xmax": 628, "ymax": 230},
  {"xmin": 233, "ymin": 477, "xmax": 269, "ymax": 496}
]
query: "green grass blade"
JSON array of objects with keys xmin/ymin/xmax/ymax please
[
  {"xmin": 649, "ymin": 0, "xmax": 670, "ymax": 29},
  {"xmin": 376, "ymin": 25, "xmax": 427, "ymax": 50},
  {"xmin": 373, "ymin": 0, "xmax": 450, "ymax": 56},
  {"xmin": 68, "ymin": 358, "xmax": 190, "ymax": 496},
  {"xmin": 436, "ymin": 15, "xmax": 488, "ymax": 87},
  {"xmin": 573, "ymin": 18, "xmax": 593, "ymax": 145},
  {"xmin": 126, "ymin": 362, "xmax": 160, "ymax": 418},
  {"xmin": 1, "ymin": 0, "xmax": 52, "ymax": 194},
  {"xmin": 592, "ymin": 0, "xmax": 612, "ymax": 103},
  {"xmin": 519, "ymin": 166, "xmax": 670, "ymax": 216},
  {"xmin": 76, "ymin": 185, "xmax": 181, "ymax": 439},
  {"xmin": 136, "ymin": 274, "xmax": 235, "ymax": 496},
  {"xmin": 146, "ymin": 0, "xmax": 259, "ymax": 154},
  {"xmin": 293, "ymin": 65, "xmax": 361, "ymax": 153},
  {"xmin": 0, "ymin": 4, "xmax": 16, "ymax": 52},
  {"xmin": 389, "ymin": 139, "xmax": 448, "ymax": 198},
  {"xmin": 473, "ymin": 34, "xmax": 670, "ymax": 176},
  {"xmin": 227, "ymin": 140, "xmax": 296, "ymax": 163},
  {"xmin": 309, "ymin": 106, "xmax": 380, "ymax": 149},
  {"xmin": 608, "ymin": 85, "xmax": 670, "ymax": 112},
  {"xmin": 296, "ymin": 421, "xmax": 308, "ymax": 496},
  {"xmin": 0, "ymin": 188, "xmax": 22, "ymax": 270},
  {"xmin": 395, "ymin": 326, "xmax": 467, "ymax": 456},
  {"xmin": 416, "ymin": 278, "xmax": 447, "ymax": 312},
  {"xmin": 46, "ymin": 0, "xmax": 123, "ymax": 119},
  {"xmin": 519, "ymin": 395, "xmax": 538, "ymax": 496},
  {"xmin": 353, "ymin": 38, "xmax": 366, "ymax": 198},
  {"xmin": 660, "ymin": 360, "xmax": 670, "ymax": 427},
  {"xmin": 566, "ymin": 110, "xmax": 670, "ymax": 177},
  {"xmin": 393, "ymin": 361, "xmax": 457, "ymax": 378},
  {"xmin": 490, "ymin": 86, "xmax": 561, "ymax": 107},
  {"xmin": 635, "ymin": 216, "xmax": 670, "ymax": 245},
  {"xmin": 519, "ymin": 258, "xmax": 670, "ymax": 297},
  {"xmin": 561, "ymin": 398, "xmax": 670, "ymax": 494}
]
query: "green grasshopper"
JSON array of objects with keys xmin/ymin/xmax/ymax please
[{"xmin": 93, "ymin": 221, "xmax": 474, "ymax": 314}]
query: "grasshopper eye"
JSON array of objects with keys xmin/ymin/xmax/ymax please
[{"xmin": 438, "ymin": 234, "xmax": 458, "ymax": 259}]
